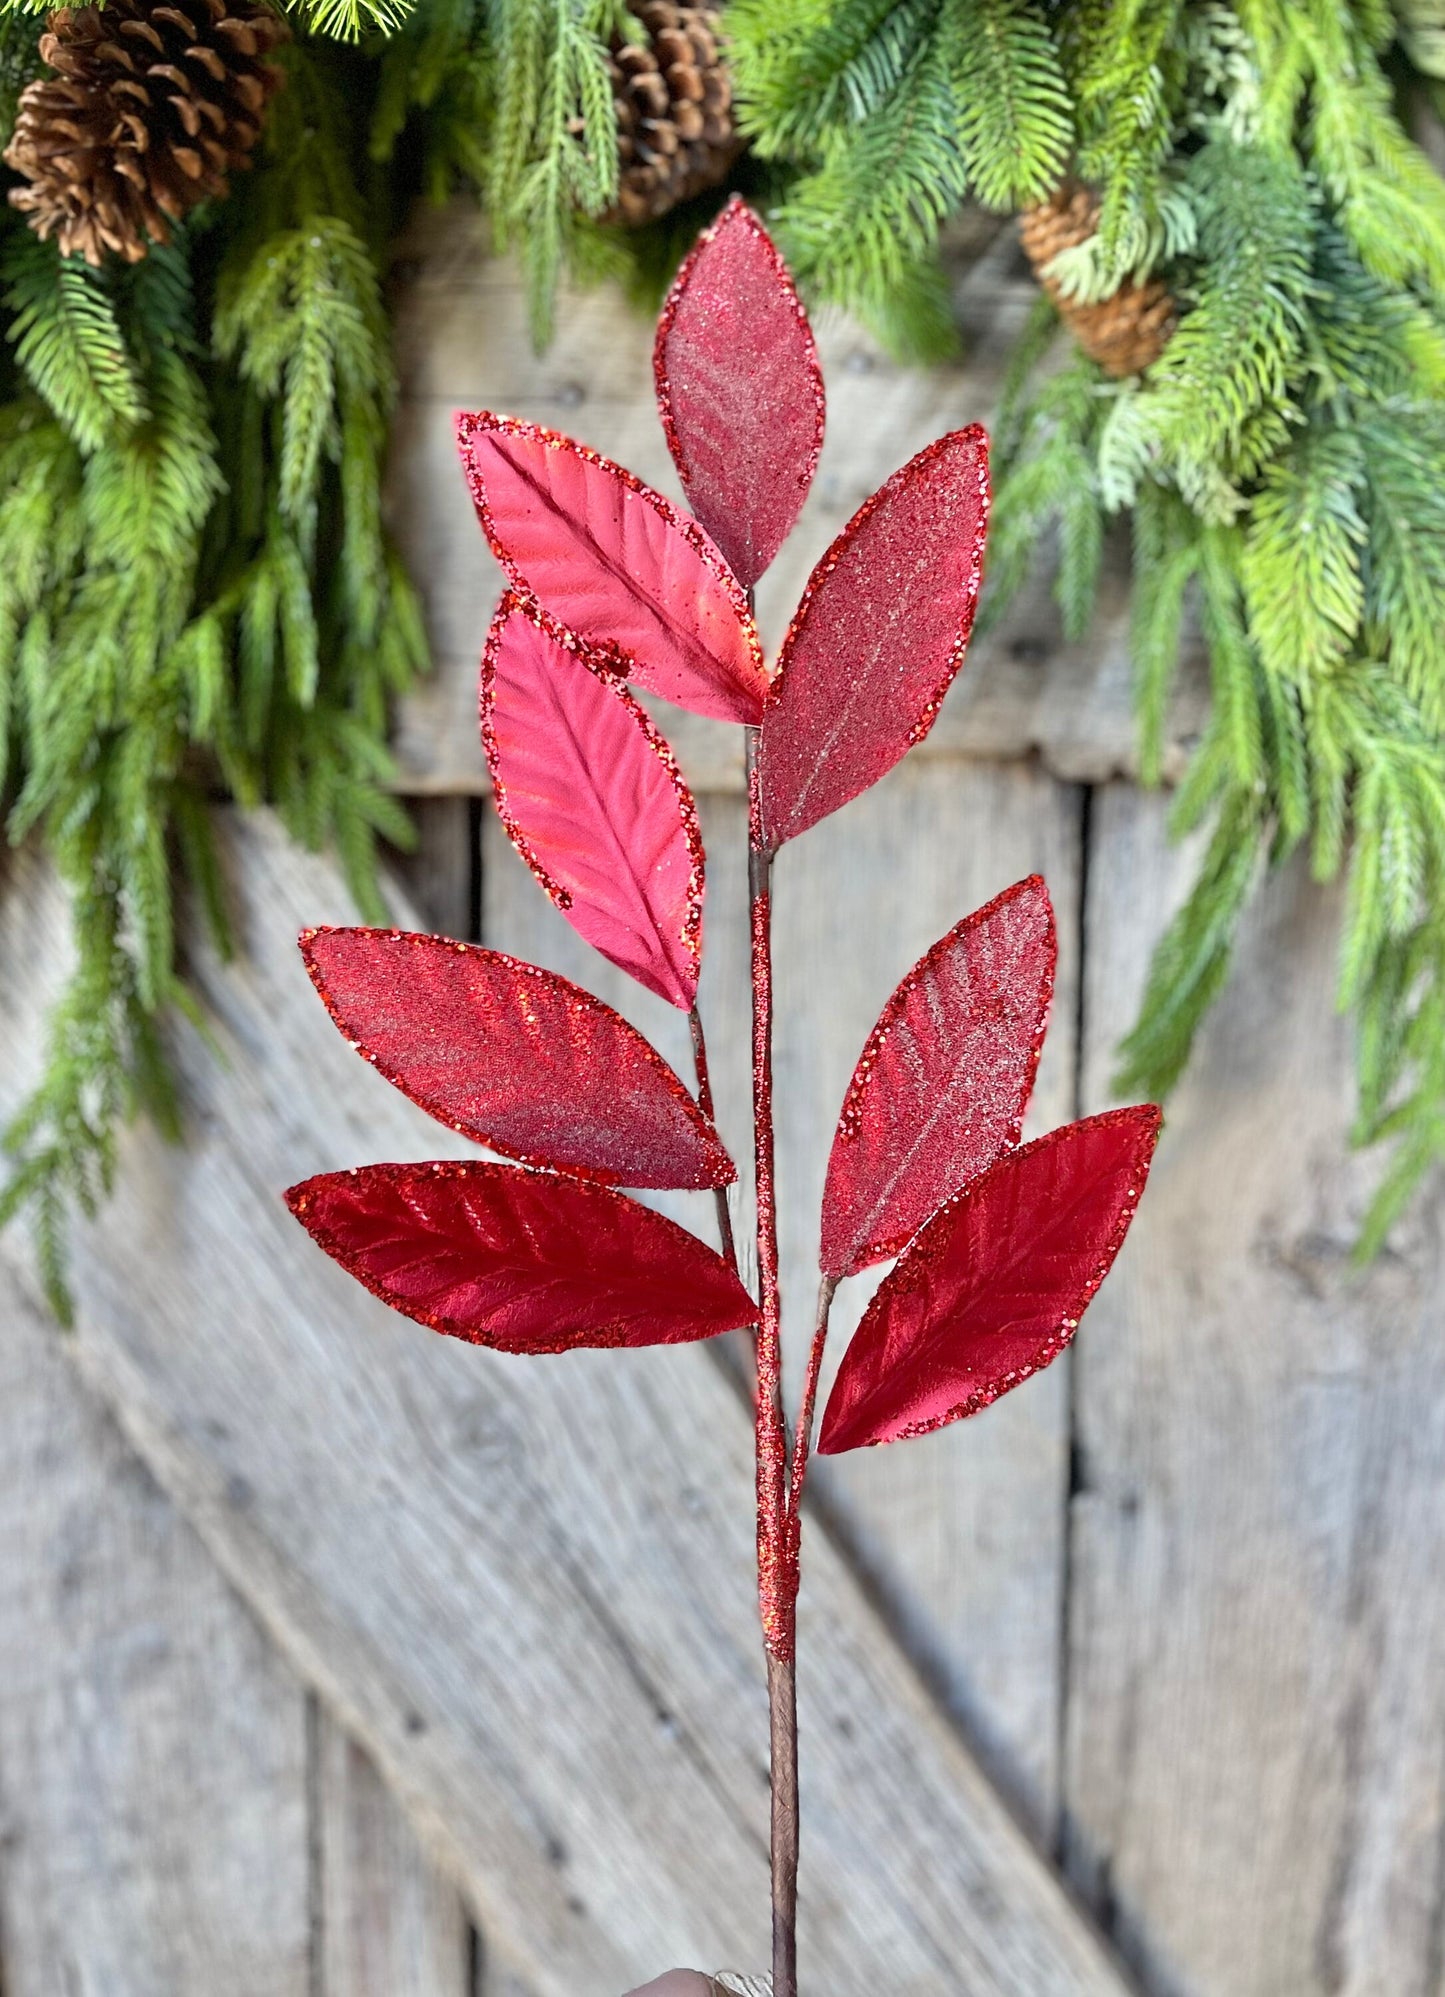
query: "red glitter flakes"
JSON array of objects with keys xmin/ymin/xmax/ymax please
[
  {"xmin": 817, "ymin": 1107, "xmax": 1162, "ymax": 1454},
  {"xmin": 654, "ymin": 197, "xmax": 825, "ymax": 591},
  {"xmin": 285, "ymin": 1160, "xmax": 757, "ymax": 1354},
  {"xmin": 756, "ymin": 427, "xmax": 991, "ymax": 849},
  {"xmin": 455, "ymin": 411, "xmax": 766, "ymax": 724},
  {"xmin": 820, "ymin": 876, "xmax": 1057, "ymax": 1279},
  {"xmin": 300, "ymin": 927, "xmax": 734, "ymax": 1191},
  {"xmin": 482, "ymin": 595, "xmax": 706, "ymax": 1011}
]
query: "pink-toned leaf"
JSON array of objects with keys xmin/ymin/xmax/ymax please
[
  {"xmin": 818, "ymin": 1107, "xmax": 1161, "ymax": 1453},
  {"xmin": 286, "ymin": 1160, "xmax": 757, "ymax": 1353},
  {"xmin": 654, "ymin": 196, "xmax": 825, "ymax": 590},
  {"xmin": 820, "ymin": 877, "xmax": 1057, "ymax": 1279},
  {"xmin": 756, "ymin": 428, "xmax": 991, "ymax": 847},
  {"xmin": 301, "ymin": 927, "xmax": 733, "ymax": 1190},
  {"xmin": 482, "ymin": 596, "xmax": 704, "ymax": 1010},
  {"xmin": 456, "ymin": 412, "xmax": 766, "ymax": 724}
]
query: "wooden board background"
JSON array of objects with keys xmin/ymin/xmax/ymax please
[{"xmin": 0, "ymin": 215, "xmax": 1441, "ymax": 1996}]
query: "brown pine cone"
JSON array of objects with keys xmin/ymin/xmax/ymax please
[
  {"xmin": 1018, "ymin": 182, "xmax": 1177, "ymax": 379},
  {"xmin": 607, "ymin": 0, "xmax": 742, "ymax": 227},
  {"xmin": 4, "ymin": 0, "xmax": 287, "ymax": 266}
]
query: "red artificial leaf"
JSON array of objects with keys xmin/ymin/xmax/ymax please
[
  {"xmin": 456, "ymin": 412, "xmax": 767, "ymax": 724},
  {"xmin": 654, "ymin": 196, "xmax": 825, "ymax": 590},
  {"xmin": 301, "ymin": 927, "xmax": 734, "ymax": 1191},
  {"xmin": 286, "ymin": 1161, "xmax": 757, "ymax": 1353},
  {"xmin": 482, "ymin": 595, "xmax": 704, "ymax": 1011},
  {"xmin": 820, "ymin": 877, "xmax": 1057, "ymax": 1279},
  {"xmin": 756, "ymin": 428, "xmax": 991, "ymax": 848},
  {"xmin": 818, "ymin": 1107, "xmax": 1161, "ymax": 1453}
]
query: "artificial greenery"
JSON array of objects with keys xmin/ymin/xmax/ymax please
[
  {"xmin": 2, "ymin": 0, "xmax": 1443, "ymax": 1298},
  {"xmin": 0, "ymin": 23, "xmax": 434, "ymax": 1316}
]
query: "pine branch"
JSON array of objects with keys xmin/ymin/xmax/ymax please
[
  {"xmin": 767, "ymin": 30, "xmax": 968, "ymax": 355},
  {"xmin": 484, "ymin": 0, "xmax": 627, "ymax": 342},
  {"xmin": 4, "ymin": 233, "xmax": 148, "ymax": 453},
  {"xmin": 727, "ymin": 0, "xmax": 933, "ymax": 159},
  {"xmin": 938, "ymin": 0, "xmax": 1071, "ymax": 211}
]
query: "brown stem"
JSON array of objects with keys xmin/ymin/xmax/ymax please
[
  {"xmin": 745, "ymin": 725, "xmax": 796, "ymax": 1997},
  {"xmin": 689, "ymin": 1004, "xmax": 737, "ymax": 1268},
  {"xmin": 767, "ymin": 1649, "xmax": 799, "ymax": 1997}
]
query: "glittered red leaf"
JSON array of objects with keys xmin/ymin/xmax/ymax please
[
  {"xmin": 456, "ymin": 412, "xmax": 766, "ymax": 724},
  {"xmin": 820, "ymin": 877, "xmax": 1057, "ymax": 1280},
  {"xmin": 654, "ymin": 197, "xmax": 825, "ymax": 590},
  {"xmin": 300, "ymin": 928, "xmax": 733, "ymax": 1191},
  {"xmin": 482, "ymin": 596, "xmax": 704, "ymax": 1011},
  {"xmin": 756, "ymin": 428, "xmax": 990, "ymax": 847},
  {"xmin": 818, "ymin": 1107, "xmax": 1161, "ymax": 1453},
  {"xmin": 286, "ymin": 1161, "xmax": 757, "ymax": 1353}
]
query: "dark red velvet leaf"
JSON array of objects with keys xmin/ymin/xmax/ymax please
[
  {"xmin": 756, "ymin": 428, "xmax": 991, "ymax": 847},
  {"xmin": 481, "ymin": 595, "xmax": 704, "ymax": 1011},
  {"xmin": 455, "ymin": 411, "xmax": 766, "ymax": 724},
  {"xmin": 654, "ymin": 196, "xmax": 825, "ymax": 590},
  {"xmin": 301, "ymin": 928, "xmax": 734, "ymax": 1191},
  {"xmin": 286, "ymin": 1160, "xmax": 757, "ymax": 1353},
  {"xmin": 818, "ymin": 1107, "xmax": 1161, "ymax": 1453},
  {"xmin": 820, "ymin": 877, "xmax": 1057, "ymax": 1279}
]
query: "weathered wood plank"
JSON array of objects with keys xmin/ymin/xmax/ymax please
[
  {"xmin": 384, "ymin": 211, "xmax": 1206, "ymax": 799},
  {"xmin": 0, "ymin": 818, "xmax": 1130, "ymax": 1997},
  {"xmin": 0, "ymin": 1279, "xmax": 311, "ymax": 1996},
  {"xmin": 317, "ymin": 1709, "xmax": 474, "ymax": 1995},
  {"xmin": 1065, "ymin": 783, "xmax": 1445, "ymax": 1997},
  {"xmin": 483, "ymin": 756, "xmax": 1083, "ymax": 1836}
]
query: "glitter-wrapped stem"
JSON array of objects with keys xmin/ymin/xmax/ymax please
[
  {"xmin": 789, "ymin": 1275, "xmax": 837, "ymax": 1518},
  {"xmin": 746, "ymin": 737, "xmax": 788, "ymax": 1651},
  {"xmin": 746, "ymin": 724, "xmax": 796, "ymax": 1997},
  {"xmin": 689, "ymin": 1004, "xmax": 736, "ymax": 1268}
]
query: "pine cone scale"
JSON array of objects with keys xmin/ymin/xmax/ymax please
[
  {"xmin": 1019, "ymin": 183, "xmax": 1177, "ymax": 379},
  {"xmin": 4, "ymin": 0, "xmax": 287, "ymax": 267},
  {"xmin": 606, "ymin": 0, "xmax": 741, "ymax": 227}
]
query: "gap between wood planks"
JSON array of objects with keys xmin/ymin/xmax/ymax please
[{"xmin": 1058, "ymin": 781, "xmax": 1094, "ymax": 1877}]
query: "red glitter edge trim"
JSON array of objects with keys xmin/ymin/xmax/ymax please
[
  {"xmin": 297, "ymin": 925, "xmax": 736, "ymax": 1190},
  {"xmin": 818, "ymin": 1105, "xmax": 1163, "ymax": 1452},
  {"xmin": 824, "ymin": 875, "xmax": 1058, "ymax": 1277},
  {"xmin": 454, "ymin": 409, "xmax": 767, "ymax": 718},
  {"xmin": 284, "ymin": 1159, "xmax": 756, "ymax": 1353},
  {"xmin": 479, "ymin": 591, "xmax": 707, "ymax": 1013},
  {"xmin": 759, "ymin": 424, "xmax": 992, "ymax": 846},
  {"xmin": 652, "ymin": 195, "xmax": 827, "ymax": 588}
]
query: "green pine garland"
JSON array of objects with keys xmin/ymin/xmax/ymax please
[
  {"xmin": 2, "ymin": 0, "xmax": 1443, "ymax": 1300},
  {"xmin": 0, "ymin": 19, "xmax": 433, "ymax": 1317}
]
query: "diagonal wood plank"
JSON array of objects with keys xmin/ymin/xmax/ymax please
[
  {"xmin": 1066, "ymin": 783, "xmax": 1445, "ymax": 1997},
  {"xmin": 0, "ymin": 1280, "xmax": 311, "ymax": 1996},
  {"xmin": 0, "ymin": 815, "xmax": 1130, "ymax": 1997}
]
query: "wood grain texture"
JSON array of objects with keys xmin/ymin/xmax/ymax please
[
  {"xmin": 484, "ymin": 758, "xmax": 1081, "ymax": 1836},
  {"xmin": 1065, "ymin": 783, "xmax": 1445, "ymax": 1997},
  {"xmin": 0, "ymin": 817, "xmax": 1128, "ymax": 1997},
  {"xmin": 0, "ymin": 1281, "xmax": 311, "ymax": 1996},
  {"xmin": 317, "ymin": 1708, "xmax": 474, "ymax": 1995},
  {"xmin": 384, "ymin": 209, "xmax": 1206, "ymax": 799}
]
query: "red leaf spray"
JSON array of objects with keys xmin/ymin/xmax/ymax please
[{"xmin": 286, "ymin": 200, "xmax": 1159, "ymax": 1995}]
